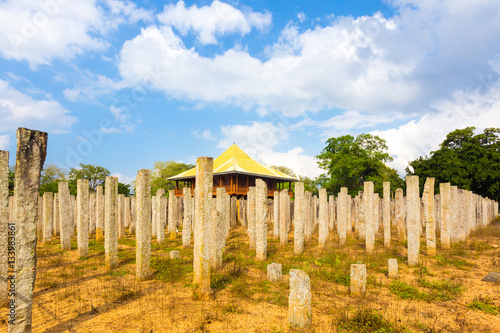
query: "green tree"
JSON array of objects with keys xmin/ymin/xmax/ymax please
[
  {"xmin": 118, "ymin": 182, "xmax": 131, "ymax": 196},
  {"xmin": 69, "ymin": 163, "xmax": 110, "ymax": 192},
  {"xmin": 316, "ymin": 133, "xmax": 403, "ymax": 196},
  {"xmin": 151, "ymin": 161, "xmax": 195, "ymax": 196},
  {"xmin": 270, "ymin": 165, "xmax": 297, "ymax": 179},
  {"xmin": 8, "ymin": 166, "xmax": 14, "ymax": 196},
  {"xmin": 39, "ymin": 164, "xmax": 69, "ymax": 195},
  {"xmin": 409, "ymin": 127, "xmax": 500, "ymax": 200}
]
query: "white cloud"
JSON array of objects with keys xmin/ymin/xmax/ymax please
[
  {"xmin": 373, "ymin": 83, "xmax": 500, "ymax": 175},
  {"xmin": 193, "ymin": 129, "xmax": 215, "ymax": 141},
  {"xmin": 0, "ymin": 135, "xmax": 10, "ymax": 150},
  {"xmin": 217, "ymin": 121, "xmax": 321, "ymax": 178},
  {"xmin": 297, "ymin": 12, "xmax": 306, "ymax": 23},
  {"xmin": 0, "ymin": 0, "xmax": 152, "ymax": 69},
  {"xmin": 111, "ymin": 172, "xmax": 134, "ymax": 185},
  {"xmin": 157, "ymin": 0, "xmax": 271, "ymax": 45},
  {"xmin": 63, "ymin": 73, "xmax": 126, "ymax": 102},
  {"xmin": 118, "ymin": 0, "xmax": 500, "ymax": 118},
  {"xmin": 0, "ymin": 79, "xmax": 77, "ymax": 133},
  {"xmin": 100, "ymin": 126, "xmax": 121, "ymax": 134},
  {"xmin": 109, "ymin": 105, "xmax": 135, "ymax": 133}
]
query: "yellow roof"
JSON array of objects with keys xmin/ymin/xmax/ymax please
[{"xmin": 167, "ymin": 144, "xmax": 298, "ymax": 181}]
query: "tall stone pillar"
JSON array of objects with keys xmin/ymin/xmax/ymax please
[
  {"xmin": 337, "ymin": 187, "xmax": 348, "ymax": 245},
  {"xmin": 105, "ymin": 176, "xmax": 118, "ymax": 270},
  {"xmin": 329, "ymin": 195, "xmax": 335, "ymax": 232},
  {"xmin": 211, "ymin": 204, "xmax": 224, "ymax": 270},
  {"xmin": 458, "ymin": 190, "xmax": 466, "ymax": 242},
  {"xmin": 230, "ymin": 196, "xmax": 237, "ymax": 227},
  {"xmin": 136, "ymin": 169, "xmax": 151, "ymax": 281},
  {"xmin": 58, "ymin": 181, "xmax": 71, "ymax": 251},
  {"xmin": 288, "ymin": 269, "xmax": 311, "ymax": 329},
  {"xmin": 42, "ymin": 192, "xmax": 53, "ymax": 244},
  {"xmin": 151, "ymin": 195, "xmax": 156, "ymax": 238},
  {"xmin": 294, "ymin": 182, "xmax": 305, "ymax": 255},
  {"xmin": 168, "ymin": 190, "xmax": 176, "ymax": 239},
  {"xmin": 193, "ymin": 157, "xmax": 214, "ymax": 298},
  {"xmin": 125, "ymin": 196, "xmax": 131, "ymax": 228},
  {"xmin": 304, "ymin": 191, "xmax": 312, "ymax": 241},
  {"xmin": 89, "ymin": 193, "xmax": 96, "ymax": 234},
  {"xmin": 395, "ymin": 189, "xmax": 405, "ymax": 242},
  {"xmin": 247, "ymin": 186, "xmax": 256, "ymax": 249},
  {"xmin": 279, "ymin": 189, "xmax": 289, "ymax": 246},
  {"xmin": 383, "ymin": 181, "xmax": 391, "ymax": 247},
  {"xmin": 466, "ymin": 191, "xmax": 474, "ymax": 236},
  {"xmin": 273, "ymin": 191, "xmax": 280, "ymax": 239},
  {"xmin": 9, "ymin": 128, "xmax": 47, "ymax": 332},
  {"xmin": 0, "ymin": 150, "xmax": 8, "ymax": 308},
  {"xmin": 96, "ymin": 185, "xmax": 104, "ymax": 241},
  {"xmin": 407, "ymin": 175, "xmax": 420, "ymax": 266},
  {"xmin": 318, "ymin": 188, "xmax": 328, "ymax": 247},
  {"xmin": 450, "ymin": 186, "xmax": 459, "ymax": 244},
  {"xmin": 53, "ymin": 193, "xmax": 59, "ymax": 236},
  {"xmin": 130, "ymin": 195, "xmax": 136, "ymax": 233},
  {"xmin": 358, "ymin": 191, "xmax": 365, "ymax": 240},
  {"xmin": 182, "ymin": 187, "xmax": 192, "ymax": 247},
  {"xmin": 364, "ymin": 182, "xmax": 375, "ymax": 253},
  {"xmin": 312, "ymin": 195, "xmax": 318, "ymax": 229},
  {"xmin": 423, "ymin": 178, "xmax": 436, "ymax": 256},
  {"xmin": 439, "ymin": 183, "xmax": 451, "ymax": 248},
  {"xmin": 118, "ymin": 194, "xmax": 125, "ymax": 238},
  {"xmin": 77, "ymin": 179, "xmax": 89, "ymax": 257},
  {"xmin": 255, "ymin": 179, "xmax": 268, "ymax": 261},
  {"xmin": 156, "ymin": 189, "xmax": 165, "ymax": 243}
]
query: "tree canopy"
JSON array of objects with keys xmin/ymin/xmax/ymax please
[
  {"xmin": 316, "ymin": 133, "xmax": 403, "ymax": 196},
  {"xmin": 69, "ymin": 163, "xmax": 110, "ymax": 193},
  {"xmin": 409, "ymin": 127, "xmax": 500, "ymax": 200},
  {"xmin": 151, "ymin": 161, "xmax": 195, "ymax": 196}
]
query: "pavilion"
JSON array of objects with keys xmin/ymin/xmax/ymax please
[{"xmin": 167, "ymin": 144, "xmax": 298, "ymax": 197}]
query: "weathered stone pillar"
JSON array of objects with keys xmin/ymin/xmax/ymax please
[
  {"xmin": 439, "ymin": 183, "xmax": 451, "ymax": 249},
  {"xmin": 466, "ymin": 190, "xmax": 474, "ymax": 236},
  {"xmin": 42, "ymin": 192, "xmax": 53, "ymax": 244},
  {"xmin": 364, "ymin": 182, "xmax": 375, "ymax": 253},
  {"xmin": 358, "ymin": 191, "xmax": 365, "ymax": 240},
  {"xmin": 225, "ymin": 194, "xmax": 230, "ymax": 236},
  {"xmin": 267, "ymin": 263, "xmax": 282, "ymax": 282},
  {"xmin": 168, "ymin": 190, "xmax": 176, "ymax": 239},
  {"xmin": 406, "ymin": 175, "xmax": 420, "ymax": 266},
  {"xmin": 0, "ymin": 150, "xmax": 8, "ymax": 308},
  {"xmin": 193, "ymin": 157, "xmax": 214, "ymax": 298},
  {"xmin": 151, "ymin": 195, "xmax": 156, "ymax": 238},
  {"xmin": 247, "ymin": 186, "xmax": 256, "ymax": 249},
  {"xmin": 383, "ymin": 181, "xmax": 391, "ymax": 247},
  {"xmin": 96, "ymin": 185, "xmax": 104, "ymax": 241},
  {"xmin": 136, "ymin": 169, "xmax": 151, "ymax": 281},
  {"xmin": 450, "ymin": 186, "xmax": 459, "ymax": 244},
  {"xmin": 423, "ymin": 178, "xmax": 436, "ymax": 256},
  {"xmin": 328, "ymin": 195, "xmax": 335, "ymax": 232},
  {"xmin": 211, "ymin": 203, "xmax": 224, "ymax": 271},
  {"xmin": 374, "ymin": 193, "xmax": 380, "ymax": 234},
  {"xmin": 273, "ymin": 191, "xmax": 280, "ymax": 239},
  {"xmin": 255, "ymin": 179, "xmax": 268, "ymax": 261},
  {"xmin": 105, "ymin": 176, "xmax": 118, "ymax": 270},
  {"xmin": 118, "ymin": 194, "xmax": 125, "ymax": 238},
  {"xmin": 388, "ymin": 259, "xmax": 398, "ymax": 278},
  {"xmin": 350, "ymin": 264, "xmax": 367, "ymax": 295},
  {"xmin": 9, "ymin": 128, "xmax": 47, "ymax": 332},
  {"xmin": 312, "ymin": 195, "xmax": 318, "ymax": 228},
  {"xmin": 458, "ymin": 189, "xmax": 466, "ymax": 242},
  {"xmin": 280, "ymin": 189, "xmax": 289, "ymax": 246},
  {"xmin": 58, "ymin": 181, "xmax": 71, "ymax": 251},
  {"xmin": 53, "ymin": 193, "xmax": 59, "ymax": 236},
  {"xmin": 318, "ymin": 188, "xmax": 328, "ymax": 247},
  {"xmin": 156, "ymin": 189, "xmax": 165, "ymax": 243},
  {"xmin": 125, "ymin": 196, "xmax": 131, "ymax": 228},
  {"xmin": 294, "ymin": 182, "xmax": 305, "ymax": 255},
  {"xmin": 230, "ymin": 196, "xmax": 237, "ymax": 227},
  {"xmin": 130, "ymin": 195, "xmax": 136, "ymax": 234},
  {"xmin": 77, "ymin": 179, "xmax": 89, "ymax": 257},
  {"xmin": 182, "ymin": 187, "xmax": 192, "ymax": 247},
  {"xmin": 89, "ymin": 193, "xmax": 96, "ymax": 234},
  {"xmin": 337, "ymin": 187, "xmax": 348, "ymax": 245},
  {"xmin": 288, "ymin": 269, "xmax": 311, "ymax": 329}
]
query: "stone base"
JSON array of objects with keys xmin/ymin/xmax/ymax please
[{"xmin": 194, "ymin": 287, "xmax": 215, "ymax": 301}]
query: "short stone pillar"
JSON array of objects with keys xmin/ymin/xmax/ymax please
[
  {"xmin": 350, "ymin": 263, "xmax": 367, "ymax": 295},
  {"xmin": 255, "ymin": 179, "xmax": 268, "ymax": 261},
  {"xmin": 193, "ymin": 157, "xmax": 214, "ymax": 299},
  {"xmin": 267, "ymin": 263, "xmax": 282, "ymax": 282},
  {"xmin": 105, "ymin": 176, "xmax": 118, "ymax": 270},
  {"xmin": 136, "ymin": 169, "xmax": 151, "ymax": 281},
  {"xmin": 0, "ymin": 150, "xmax": 8, "ymax": 307},
  {"xmin": 288, "ymin": 269, "xmax": 312, "ymax": 329},
  {"xmin": 77, "ymin": 179, "xmax": 89, "ymax": 257},
  {"xmin": 169, "ymin": 250, "xmax": 180, "ymax": 259},
  {"xmin": 9, "ymin": 128, "xmax": 47, "ymax": 332},
  {"xmin": 388, "ymin": 259, "xmax": 398, "ymax": 278},
  {"xmin": 406, "ymin": 175, "xmax": 420, "ymax": 266}
]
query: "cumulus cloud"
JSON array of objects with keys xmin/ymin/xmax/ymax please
[
  {"xmin": 0, "ymin": 79, "xmax": 77, "ymax": 133},
  {"xmin": 111, "ymin": 172, "xmax": 134, "ymax": 184},
  {"xmin": 157, "ymin": 0, "xmax": 271, "ymax": 45},
  {"xmin": 193, "ymin": 129, "xmax": 215, "ymax": 141},
  {"xmin": 117, "ymin": 0, "xmax": 500, "ymax": 118},
  {"xmin": 0, "ymin": 0, "xmax": 152, "ymax": 69},
  {"xmin": 217, "ymin": 121, "xmax": 321, "ymax": 178}
]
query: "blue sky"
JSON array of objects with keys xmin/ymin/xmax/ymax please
[{"xmin": 1, "ymin": 0, "xmax": 500, "ymax": 185}]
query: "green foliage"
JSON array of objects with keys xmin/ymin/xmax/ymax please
[
  {"xmin": 40, "ymin": 164, "xmax": 67, "ymax": 185},
  {"xmin": 151, "ymin": 256, "xmax": 192, "ymax": 283},
  {"xmin": 409, "ymin": 127, "xmax": 500, "ymax": 200},
  {"xmin": 316, "ymin": 133, "xmax": 404, "ymax": 196},
  {"xmin": 389, "ymin": 279, "xmax": 463, "ymax": 302},
  {"xmin": 270, "ymin": 165, "xmax": 297, "ymax": 178},
  {"xmin": 151, "ymin": 160, "xmax": 194, "ymax": 195},
  {"xmin": 467, "ymin": 296, "xmax": 500, "ymax": 315},
  {"xmin": 337, "ymin": 308, "xmax": 406, "ymax": 333},
  {"xmin": 118, "ymin": 182, "xmax": 131, "ymax": 196},
  {"xmin": 8, "ymin": 166, "xmax": 14, "ymax": 196},
  {"xmin": 69, "ymin": 163, "xmax": 110, "ymax": 192}
]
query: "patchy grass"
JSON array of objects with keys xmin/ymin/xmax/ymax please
[
  {"xmin": 336, "ymin": 308, "xmax": 407, "ymax": 333},
  {"xmin": 152, "ymin": 256, "xmax": 192, "ymax": 283},
  {"xmin": 467, "ymin": 296, "xmax": 500, "ymax": 315},
  {"xmin": 389, "ymin": 279, "xmax": 463, "ymax": 302},
  {"xmin": 435, "ymin": 255, "xmax": 475, "ymax": 269}
]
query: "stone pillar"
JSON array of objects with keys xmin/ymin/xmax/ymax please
[
  {"xmin": 304, "ymin": 191, "xmax": 312, "ymax": 241},
  {"xmin": 312, "ymin": 195, "xmax": 318, "ymax": 229},
  {"xmin": 182, "ymin": 187, "xmax": 192, "ymax": 247},
  {"xmin": 130, "ymin": 195, "xmax": 136, "ymax": 233},
  {"xmin": 42, "ymin": 192, "xmax": 53, "ymax": 244},
  {"xmin": 168, "ymin": 190, "xmax": 176, "ymax": 239},
  {"xmin": 53, "ymin": 193, "xmax": 59, "ymax": 236},
  {"xmin": 0, "ymin": 150, "xmax": 8, "ymax": 308},
  {"xmin": 288, "ymin": 269, "xmax": 311, "ymax": 329},
  {"xmin": 193, "ymin": 157, "xmax": 214, "ymax": 298},
  {"xmin": 136, "ymin": 169, "xmax": 151, "ymax": 281},
  {"xmin": 383, "ymin": 182, "xmax": 391, "ymax": 247},
  {"xmin": 280, "ymin": 189, "xmax": 289, "ymax": 246},
  {"xmin": 225, "ymin": 194, "xmax": 230, "ymax": 236},
  {"xmin": 89, "ymin": 193, "xmax": 96, "ymax": 234},
  {"xmin": 350, "ymin": 263, "xmax": 367, "ymax": 295},
  {"xmin": 247, "ymin": 186, "xmax": 256, "ymax": 249},
  {"xmin": 466, "ymin": 191, "xmax": 474, "ymax": 236},
  {"xmin": 255, "ymin": 179, "xmax": 268, "ymax": 261},
  {"xmin": 337, "ymin": 187, "xmax": 348, "ymax": 245},
  {"xmin": 439, "ymin": 183, "xmax": 451, "ymax": 249},
  {"xmin": 151, "ymin": 195, "xmax": 156, "ymax": 238},
  {"xmin": 423, "ymin": 178, "xmax": 436, "ymax": 256},
  {"xmin": 294, "ymin": 182, "xmax": 305, "ymax": 255},
  {"xmin": 458, "ymin": 189, "xmax": 466, "ymax": 242},
  {"xmin": 230, "ymin": 196, "xmax": 237, "ymax": 227},
  {"xmin": 450, "ymin": 186, "xmax": 459, "ymax": 244},
  {"xmin": 118, "ymin": 194, "xmax": 125, "ymax": 238},
  {"xmin": 374, "ymin": 193, "xmax": 380, "ymax": 234},
  {"xmin": 211, "ymin": 203, "xmax": 223, "ymax": 270},
  {"xmin": 358, "ymin": 192, "xmax": 365, "ymax": 240},
  {"xmin": 96, "ymin": 185, "xmax": 104, "ymax": 241},
  {"xmin": 58, "ymin": 181, "xmax": 71, "ymax": 251},
  {"xmin": 273, "ymin": 191, "xmax": 280, "ymax": 239},
  {"xmin": 364, "ymin": 182, "xmax": 375, "ymax": 253},
  {"xmin": 156, "ymin": 189, "xmax": 165, "ymax": 243},
  {"xmin": 9, "ymin": 128, "xmax": 47, "ymax": 332},
  {"xmin": 407, "ymin": 175, "xmax": 420, "ymax": 266},
  {"xmin": 388, "ymin": 259, "xmax": 398, "ymax": 278},
  {"xmin": 105, "ymin": 176, "xmax": 118, "ymax": 270},
  {"xmin": 77, "ymin": 179, "xmax": 89, "ymax": 257},
  {"xmin": 125, "ymin": 196, "xmax": 131, "ymax": 229},
  {"xmin": 328, "ymin": 195, "xmax": 335, "ymax": 232},
  {"xmin": 267, "ymin": 263, "xmax": 282, "ymax": 282},
  {"xmin": 318, "ymin": 188, "xmax": 328, "ymax": 247}
]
